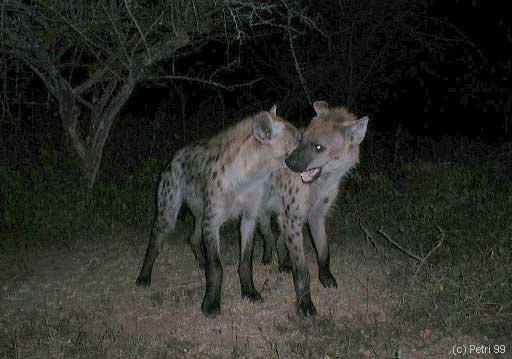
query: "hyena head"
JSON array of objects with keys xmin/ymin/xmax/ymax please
[
  {"xmin": 285, "ymin": 101, "xmax": 369, "ymax": 183},
  {"xmin": 251, "ymin": 105, "xmax": 302, "ymax": 170}
]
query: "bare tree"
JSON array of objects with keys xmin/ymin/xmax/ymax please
[{"xmin": 1, "ymin": 0, "xmax": 312, "ymax": 190}]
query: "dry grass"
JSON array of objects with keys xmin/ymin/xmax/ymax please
[{"xmin": 2, "ymin": 152, "xmax": 511, "ymax": 358}]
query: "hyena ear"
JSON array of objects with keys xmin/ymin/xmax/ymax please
[
  {"xmin": 348, "ymin": 116, "xmax": 369, "ymax": 145},
  {"xmin": 313, "ymin": 101, "xmax": 329, "ymax": 116},
  {"xmin": 269, "ymin": 104, "xmax": 277, "ymax": 116},
  {"xmin": 253, "ymin": 112, "xmax": 285, "ymax": 144}
]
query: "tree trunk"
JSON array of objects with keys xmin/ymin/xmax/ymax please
[
  {"xmin": 56, "ymin": 77, "xmax": 135, "ymax": 191},
  {"xmin": 82, "ymin": 111, "xmax": 118, "ymax": 191},
  {"xmin": 82, "ymin": 147, "xmax": 102, "ymax": 191},
  {"xmin": 57, "ymin": 93, "xmax": 107, "ymax": 192},
  {"xmin": 58, "ymin": 93, "xmax": 87, "ymax": 177}
]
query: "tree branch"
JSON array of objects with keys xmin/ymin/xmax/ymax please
[
  {"xmin": 13, "ymin": 54, "xmax": 57, "ymax": 96},
  {"xmin": 73, "ymin": 67, "xmax": 109, "ymax": 95},
  {"xmin": 91, "ymin": 77, "xmax": 135, "ymax": 153},
  {"xmin": 147, "ymin": 75, "xmax": 262, "ymax": 91},
  {"xmin": 94, "ymin": 78, "xmax": 118, "ymax": 122},
  {"xmin": 287, "ymin": 14, "xmax": 311, "ymax": 104},
  {"xmin": 141, "ymin": 34, "xmax": 191, "ymax": 67},
  {"xmin": 123, "ymin": 0, "xmax": 150, "ymax": 58}
]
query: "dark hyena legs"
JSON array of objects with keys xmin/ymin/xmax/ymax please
[
  {"xmin": 201, "ymin": 199, "xmax": 224, "ymax": 317},
  {"xmin": 282, "ymin": 214, "xmax": 316, "ymax": 316},
  {"xmin": 201, "ymin": 202, "xmax": 263, "ymax": 317},
  {"xmin": 239, "ymin": 211, "xmax": 263, "ymax": 301},
  {"xmin": 257, "ymin": 212, "xmax": 274, "ymax": 265},
  {"xmin": 136, "ymin": 171, "xmax": 182, "ymax": 287},
  {"xmin": 188, "ymin": 210, "xmax": 206, "ymax": 270},
  {"xmin": 275, "ymin": 216, "xmax": 292, "ymax": 272},
  {"xmin": 277, "ymin": 234, "xmax": 292, "ymax": 272},
  {"xmin": 201, "ymin": 227, "xmax": 223, "ymax": 317},
  {"xmin": 308, "ymin": 213, "xmax": 337, "ymax": 288}
]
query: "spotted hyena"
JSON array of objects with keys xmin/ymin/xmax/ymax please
[
  {"xmin": 136, "ymin": 105, "xmax": 301, "ymax": 318},
  {"xmin": 257, "ymin": 101, "xmax": 369, "ymax": 316}
]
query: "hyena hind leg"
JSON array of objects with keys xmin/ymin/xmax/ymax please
[
  {"xmin": 136, "ymin": 172, "xmax": 182, "ymax": 287},
  {"xmin": 201, "ymin": 217, "xmax": 224, "ymax": 318}
]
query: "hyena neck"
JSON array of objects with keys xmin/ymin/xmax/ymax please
[
  {"xmin": 317, "ymin": 162, "xmax": 356, "ymax": 191},
  {"xmin": 225, "ymin": 139, "xmax": 276, "ymax": 189},
  {"xmin": 243, "ymin": 147, "xmax": 277, "ymax": 183}
]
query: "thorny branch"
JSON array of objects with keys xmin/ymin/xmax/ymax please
[
  {"xmin": 147, "ymin": 75, "xmax": 262, "ymax": 91},
  {"xmin": 377, "ymin": 226, "xmax": 446, "ymax": 276}
]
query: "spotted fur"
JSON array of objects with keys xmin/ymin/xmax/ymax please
[
  {"xmin": 258, "ymin": 101, "xmax": 369, "ymax": 316},
  {"xmin": 136, "ymin": 106, "xmax": 301, "ymax": 318}
]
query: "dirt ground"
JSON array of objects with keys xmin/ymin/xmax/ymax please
[{"xmin": 0, "ymin": 219, "xmax": 498, "ymax": 358}]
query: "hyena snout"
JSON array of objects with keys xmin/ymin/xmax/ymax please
[
  {"xmin": 285, "ymin": 145, "xmax": 312, "ymax": 173},
  {"xmin": 285, "ymin": 156, "xmax": 301, "ymax": 172}
]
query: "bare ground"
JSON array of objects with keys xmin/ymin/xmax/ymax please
[{"xmin": 0, "ymin": 218, "xmax": 497, "ymax": 358}]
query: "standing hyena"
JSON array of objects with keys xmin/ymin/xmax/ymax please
[
  {"xmin": 136, "ymin": 105, "xmax": 301, "ymax": 318},
  {"xmin": 258, "ymin": 101, "xmax": 369, "ymax": 316}
]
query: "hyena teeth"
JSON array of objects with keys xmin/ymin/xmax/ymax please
[{"xmin": 300, "ymin": 167, "xmax": 321, "ymax": 183}]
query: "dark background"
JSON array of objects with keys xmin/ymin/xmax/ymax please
[{"xmin": 1, "ymin": 0, "xmax": 510, "ymax": 175}]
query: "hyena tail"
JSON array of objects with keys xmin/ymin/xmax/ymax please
[{"xmin": 136, "ymin": 163, "xmax": 184, "ymax": 287}]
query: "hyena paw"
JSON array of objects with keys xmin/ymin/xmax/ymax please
[
  {"xmin": 242, "ymin": 289, "xmax": 264, "ymax": 303},
  {"xmin": 319, "ymin": 270, "xmax": 338, "ymax": 288},
  {"xmin": 201, "ymin": 299, "xmax": 221, "ymax": 318},
  {"xmin": 135, "ymin": 274, "xmax": 151, "ymax": 288},
  {"xmin": 297, "ymin": 299, "xmax": 317, "ymax": 317}
]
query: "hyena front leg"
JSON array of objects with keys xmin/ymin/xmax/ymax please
[
  {"xmin": 282, "ymin": 215, "xmax": 316, "ymax": 317},
  {"xmin": 308, "ymin": 214, "xmax": 337, "ymax": 288},
  {"xmin": 275, "ymin": 216, "xmax": 292, "ymax": 272},
  {"xmin": 277, "ymin": 233, "xmax": 292, "ymax": 272},
  {"xmin": 257, "ymin": 212, "xmax": 274, "ymax": 265},
  {"xmin": 239, "ymin": 211, "xmax": 263, "ymax": 301},
  {"xmin": 201, "ymin": 204, "xmax": 224, "ymax": 318},
  {"xmin": 136, "ymin": 171, "xmax": 182, "ymax": 287}
]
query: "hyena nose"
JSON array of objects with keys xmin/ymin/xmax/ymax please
[
  {"xmin": 285, "ymin": 157, "xmax": 300, "ymax": 172},
  {"xmin": 286, "ymin": 147, "xmax": 309, "ymax": 172}
]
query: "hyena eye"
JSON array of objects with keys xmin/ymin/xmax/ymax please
[{"xmin": 314, "ymin": 144, "xmax": 325, "ymax": 152}]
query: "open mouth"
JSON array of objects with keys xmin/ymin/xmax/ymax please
[{"xmin": 299, "ymin": 167, "xmax": 322, "ymax": 183}]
